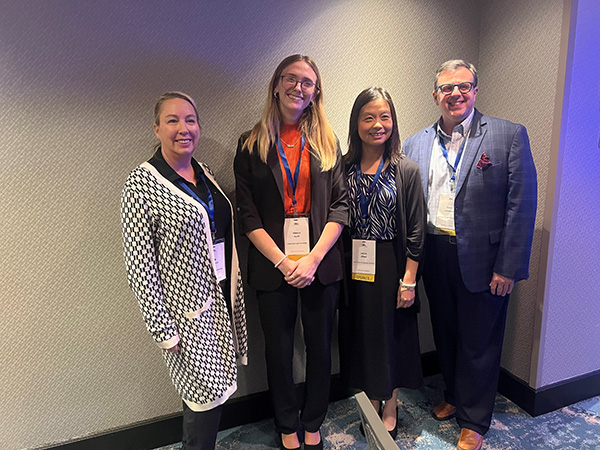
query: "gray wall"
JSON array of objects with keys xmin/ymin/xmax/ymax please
[
  {"xmin": 0, "ymin": 2, "xmax": 478, "ymax": 448},
  {"xmin": 476, "ymin": 0, "xmax": 565, "ymax": 383},
  {"xmin": 0, "ymin": 1, "xmax": 593, "ymax": 449},
  {"xmin": 536, "ymin": 0, "xmax": 600, "ymax": 388}
]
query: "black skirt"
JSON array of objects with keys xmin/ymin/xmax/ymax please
[{"xmin": 340, "ymin": 240, "xmax": 422, "ymax": 400}]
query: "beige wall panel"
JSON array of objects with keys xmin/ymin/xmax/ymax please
[
  {"xmin": 540, "ymin": 0, "xmax": 600, "ymax": 387},
  {"xmin": 476, "ymin": 0, "xmax": 564, "ymax": 383},
  {"xmin": 0, "ymin": 1, "xmax": 482, "ymax": 448}
]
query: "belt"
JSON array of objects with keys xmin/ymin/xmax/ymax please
[{"xmin": 428, "ymin": 233, "xmax": 457, "ymax": 245}]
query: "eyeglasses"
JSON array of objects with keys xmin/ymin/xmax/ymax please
[
  {"xmin": 279, "ymin": 75, "xmax": 318, "ymax": 92},
  {"xmin": 436, "ymin": 82, "xmax": 475, "ymax": 95}
]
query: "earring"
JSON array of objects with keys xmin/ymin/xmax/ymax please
[
  {"xmin": 308, "ymin": 101, "xmax": 314, "ymax": 108},
  {"xmin": 274, "ymin": 92, "xmax": 279, "ymax": 99}
]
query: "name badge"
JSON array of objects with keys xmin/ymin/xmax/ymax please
[
  {"xmin": 351, "ymin": 239, "xmax": 376, "ymax": 282},
  {"xmin": 284, "ymin": 216, "xmax": 310, "ymax": 260},
  {"xmin": 436, "ymin": 192, "xmax": 456, "ymax": 236},
  {"xmin": 212, "ymin": 239, "xmax": 226, "ymax": 282}
]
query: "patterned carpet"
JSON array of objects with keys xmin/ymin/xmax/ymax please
[{"xmin": 156, "ymin": 375, "xmax": 600, "ymax": 449}]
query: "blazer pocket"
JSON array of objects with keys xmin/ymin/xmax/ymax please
[
  {"xmin": 489, "ymin": 228, "xmax": 503, "ymax": 244},
  {"xmin": 184, "ymin": 298, "xmax": 213, "ymax": 319},
  {"xmin": 475, "ymin": 161, "xmax": 504, "ymax": 177}
]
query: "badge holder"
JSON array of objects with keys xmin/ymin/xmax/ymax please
[
  {"xmin": 436, "ymin": 192, "xmax": 456, "ymax": 236},
  {"xmin": 284, "ymin": 215, "xmax": 310, "ymax": 260},
  {"xmin": 351, "ymin": 239, "xmax": 376, "ymax": 282},
  {"xmin": 212, "ymin": 238, "xmax": 226, "ymax": 281}
]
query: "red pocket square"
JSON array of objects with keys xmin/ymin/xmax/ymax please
[{"xmin": 477, "ymin": 152, "xmax": 492, "ymax": 169}]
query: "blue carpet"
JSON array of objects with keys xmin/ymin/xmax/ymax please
[{"xmin": 156, "ymin": 375, "xmax": 600, "ymax": 449}]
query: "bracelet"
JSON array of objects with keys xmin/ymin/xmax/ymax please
[
  {"xmin": 399, "ymin": 279, "xmax": 416, "ymax": 290},
  {"xmin": 274, "ymin": 255, "xmax": 288, "ymax": 268}
]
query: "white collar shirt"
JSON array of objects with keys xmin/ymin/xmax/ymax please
[{"xmin": 427, "ymin": 110, "xmax": 475, "ymax": 234}]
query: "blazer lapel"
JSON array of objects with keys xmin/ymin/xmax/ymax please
[
  {"xmin": 200, "ymin": 163, "xmax": 233, "ymax": 211},
  {"xmin": 267, "ymin": 144, "xmax": 285, "ymax": 204},
  {"xmin": 455, "ymin": 110, "xmax": 487, "ymax": 197},
  {"xmin": 309, "ymin": 149, "xmax": 320, "ymax": 190},
  {"xmin": 416, "ymin": 125, "xmax": 437, "ymax": 199}
]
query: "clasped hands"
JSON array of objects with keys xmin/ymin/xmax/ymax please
[{"xmin": 278, "ymin": 255, "xmax": 317, "ymax": 289}]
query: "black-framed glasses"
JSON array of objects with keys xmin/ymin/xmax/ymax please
[
  {"xmin": 436, "ymin": 82, "xmax": 475, "ymax": 95},
  {"xmin": 280, "ymin": 75, "xmax": 318, "ymax": 92}
]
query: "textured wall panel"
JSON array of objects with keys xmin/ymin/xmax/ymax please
[
  {"xmin": 476, "ymin": 0, "xmax": 564, "ymax": 384},
  {"xmin": 542, "ymin": 0, "xmax": 600, "ymax": 387},
  {"xmin": 0, "ymin": 1, "xmax": 484, "ymax": 448}
]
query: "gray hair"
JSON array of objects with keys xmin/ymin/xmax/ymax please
[{"xmin": 434, "ymin": 60, "xmax": 478, "ymax": 90}]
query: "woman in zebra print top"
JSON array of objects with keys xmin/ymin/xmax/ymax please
[{"xmin": 340, "ymin": 87, "xmax": 426, "ymax": 439}]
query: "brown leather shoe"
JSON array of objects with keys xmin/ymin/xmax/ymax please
[
  {"xmin": 431, "ymin": 401, "xmax": 456, "ymax": 421},
  {"xmin": 457, "ymin": 428, "xmax": 483, "ymax": 450}
]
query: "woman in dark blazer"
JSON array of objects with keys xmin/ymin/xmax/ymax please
[
  {"xmin": 234, "ymin": 54, "xmax": 348, "ymax": 450},
  {"xmin": 340, "ymin": 87, "xmax": 426, "ymax": 439}
]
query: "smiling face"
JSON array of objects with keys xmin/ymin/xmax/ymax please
[
  {"xmin": 433, "ymin": 66, "xmax": 478, "ymax": 132},
  {"xmin": 357, "ymin": 97, "xmax": 393, "ymax": 152},
  {"xmin": 153, "ymin": 98, "xmax": 200, "ymax": 163},
  {"xmin": 274, "ymin": 60, "xmax": 318, "ymax": 124}
]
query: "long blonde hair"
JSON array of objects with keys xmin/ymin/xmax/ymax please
[{"xmin": 243, "ymin": 54, "xmax": 337, "ymax": 171}]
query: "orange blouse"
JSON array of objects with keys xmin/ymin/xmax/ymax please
[{"xmin": 277, "ymin": 124, "xmax": 311, "ymax": 216}]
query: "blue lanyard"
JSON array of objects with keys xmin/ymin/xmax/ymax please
[
  {"xmin": 177, "ymin": 173, "xmax": 216, "ymax": 237},
  {"xmin": 277, "ymin": 136, "xmax": 306, "ymax": 213},
  {"xmin": 356, "ymin": 157, "xmax": 385, "ymax": 229},
  {"xmin": 438, "ymin": 132, "xmax": 466, "ymax": 184}
]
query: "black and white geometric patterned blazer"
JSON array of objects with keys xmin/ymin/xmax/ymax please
[{"xmin": 121, "ymin": 161, "xmax": 248, "ymax": 412}]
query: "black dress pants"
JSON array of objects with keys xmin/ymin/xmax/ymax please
[
  {"xmin": 423, "ymin": 235, "xmax": 509, "ymax": 435},
  {"xmin": 257, "ymin": 279, "xmax": 339, "ymax": 434},
  {"xmin": 182, "ymin": 402, "xmax": 223, "ymax": 450}
]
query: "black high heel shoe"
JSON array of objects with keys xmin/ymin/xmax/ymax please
[
  {"xmin": 278, "ymin": 433, "xmax": 301, "ymax": 450},
  {"xmin": 381, "ymin": 402, "xmax": 398, "ymax": 440},
  {"xmin": 303, "ymin": 430, "xmax": 323, "ymax": 450},
  {"xmin": 387, "ymin": 408, "xmax": 398, "ymax": 440},
  {"xmin": 360, "ymin": 401, "xmax": 383, "ymax": 437}
]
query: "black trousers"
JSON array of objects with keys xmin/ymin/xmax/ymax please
[
  {"xmin": 182, "ymin": 402, "xmax": 223, "ymax": 450},
  {"xmin": 423, "ymin": 235, "xmax": 509, "ymax": 436},
  {"xmin": 257, "ymin": 279, "xmax": 339, "ymax": 434}
]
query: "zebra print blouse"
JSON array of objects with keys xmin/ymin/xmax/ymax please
[{"xmin": 347, "ymin": 162, "xmax": 397, "ymax": 240}]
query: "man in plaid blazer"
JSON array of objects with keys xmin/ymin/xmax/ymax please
[{"xmin": 403, "ymin": 60, "xmax": 537, "ymax": 450}]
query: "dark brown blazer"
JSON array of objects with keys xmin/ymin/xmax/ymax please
[{"xmin": 233, "ymin": 133, "xmax": 349, "ymax": 292}]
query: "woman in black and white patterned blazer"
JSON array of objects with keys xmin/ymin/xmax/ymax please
[{"xmin": 121, "ymin": 92, "xmax": 247, "ymax": 450}]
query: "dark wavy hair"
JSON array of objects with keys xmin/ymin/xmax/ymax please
[{"xmin": 344, "ymin": 87, "xmax": 402, "ymax": 167}]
